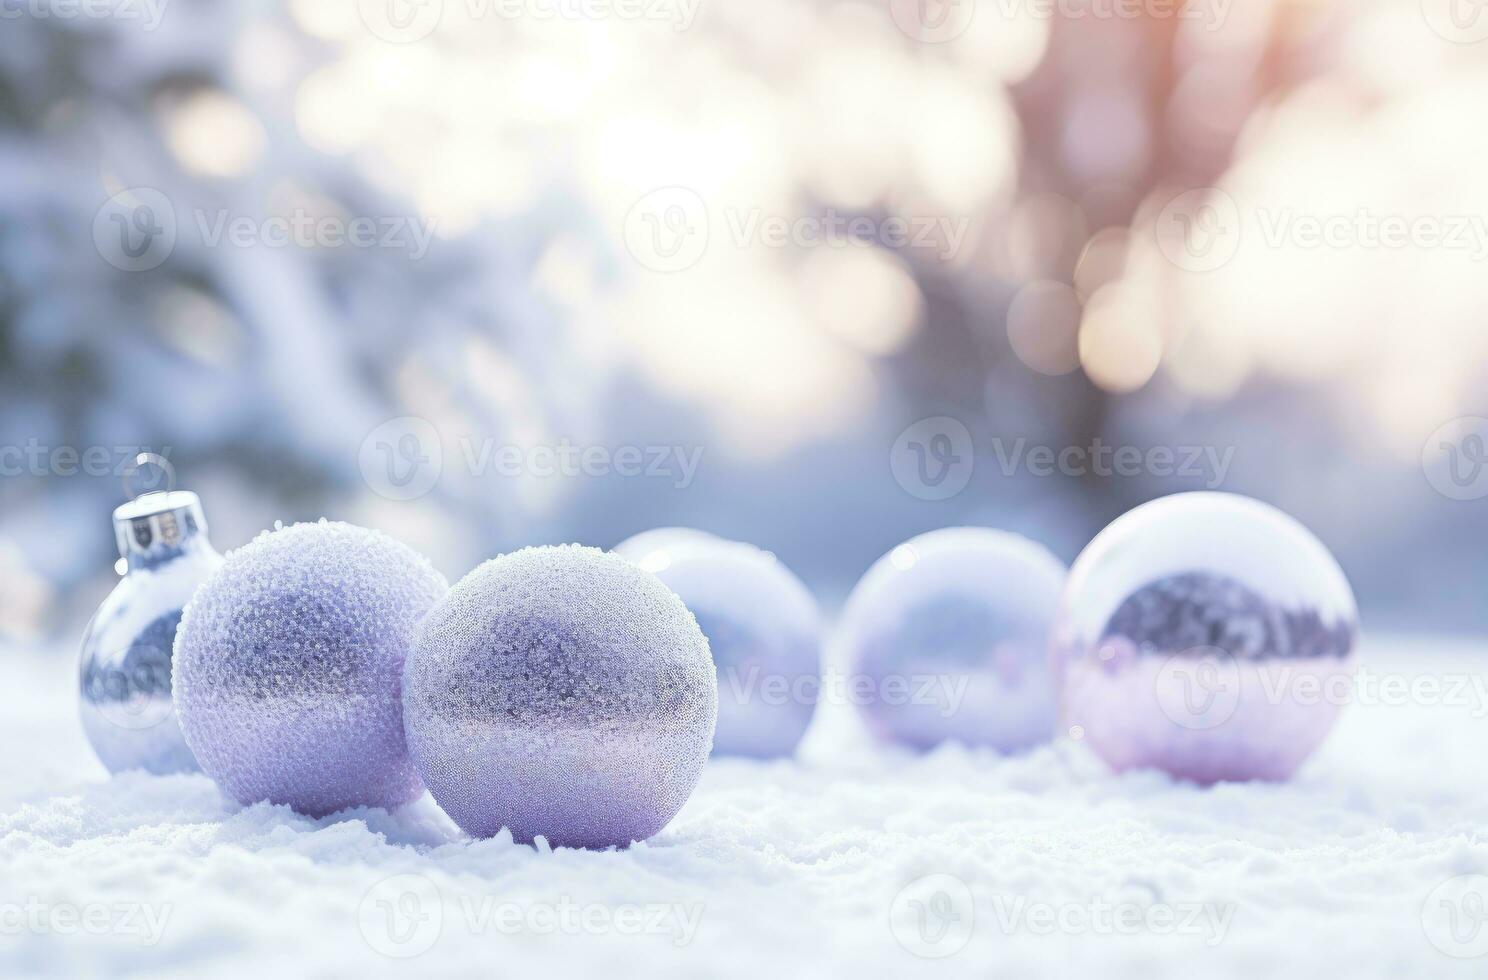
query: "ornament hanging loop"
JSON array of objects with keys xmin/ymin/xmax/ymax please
[{"xmin": 122, "ymin": 452, "xmax": 177, "ymax": 501}]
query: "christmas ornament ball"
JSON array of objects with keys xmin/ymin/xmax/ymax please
[
  {"xmin": 639, "ymin": 535, "xmax": 821, "ymax": 758},
  {"xmin": 403, "ymin": 545, "xmax": 716, "ymax": 848},
  {"xmin": 1054, "ymin": 492, "xmax": 1358, "ymax": 784},
  {"xmin": 173, "ymin": 521, "xmax": 447, "ymax": 816},
  {"xmin": 611, "ymin": 527, "xmax": 717, "ymax": 565},
  {"xmin": 79, "ymin": 491, "xmax": 222, "ymax": 775},
  {"xmin": 838, "ymin": 528, "xmax": 1066, "ymax": 752}
]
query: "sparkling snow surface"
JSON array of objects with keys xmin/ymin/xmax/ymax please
[{"xmin": 2, "ymin": 635, "xmax": 1486, "ymax": 978}]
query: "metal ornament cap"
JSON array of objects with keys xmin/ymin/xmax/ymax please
[{"xmin": 113, "ymin": 490, "xmax": 209, "ymax": 570}]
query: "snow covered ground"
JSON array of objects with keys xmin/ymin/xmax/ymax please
[{"xmin": 2, "ymin": 634, "xmax": 1487, "ymax": 978}]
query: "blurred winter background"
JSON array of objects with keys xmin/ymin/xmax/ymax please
[{"xmin": 2, "ymin": 0, "xmax": 1487, "ymax": 649}]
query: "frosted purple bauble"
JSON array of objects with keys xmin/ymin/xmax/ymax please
[
  {"xmin": 403, "ymin": 545, "xmax": 716, "ymax": 849},
  {"xmin": 630, "ymin": 535, "xmax": 820, "ymax": 759},
  {"xmin": 1054, "ymin": 492, "xmax": 1358, "ymax": 784},
  {"xmin": 173, "ymin": 521, "xmax": 447, "ymax": 816},
  {"xmin": 837, "ymin": 528, "xmax": 1066, "ymax": 752}
]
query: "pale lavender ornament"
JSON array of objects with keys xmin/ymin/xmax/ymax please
[
  {"xmin": 1054, "ymin": 492, "xmax": 1358, "ymax": 784},
  {"xmin": 173, "ymin": 521, "xmax": 447, "ymax": 816},
  {"xmin": 611, "ymin": 527, "xmax": 718, "ymax": 563},
  {"xmin": 837, "ymin": 528, "xmax": 1066, "ymax": 752},
  {"xmin": 631, "ymin": 534, "xmax": 820, "ymax": 758},
  {"xmin": 403, "ymin": 545, "xmax": 716, "ymax": 849}
]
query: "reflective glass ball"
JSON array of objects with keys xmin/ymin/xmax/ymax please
[
  {"xmin": 1054, "ymin": 492, "xmax": 1358, "ymax": 783},
  {"xmin": 79, "ymin": 547, "xmax": 221, "ymax": 775},
  {"xmin": 838, "ymin": 528, "xmax": 1066, "ymax": 752},
  {"xmin": 636, "ymin": 535, "xmax": 821, "ymax": 758},
  {"xmin": 403, "ymin": 545, "xmax": 716, "ymax": 849},
  {"xmin": 612, "ymin": 527, "xmax": 717, "ymax": 564}
]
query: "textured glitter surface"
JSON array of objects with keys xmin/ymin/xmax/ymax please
[
  {"xmin": 837, "ymin": 528, "xmax": 1067, "ymax": 752},
  {"xmin": 1055, "ymin": 493, "xmax": 1359, "ymax": 784},
  {"xmin": 173, "ymin": 521, "xmax": 447, "ymax": 816},
  {"xmin": 403, "ymin": 545, "xmax": 716, "ymax": 849},
  {"xmin": 641, "ymin": 536, "xmax": 821, "ymax": 758}
]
